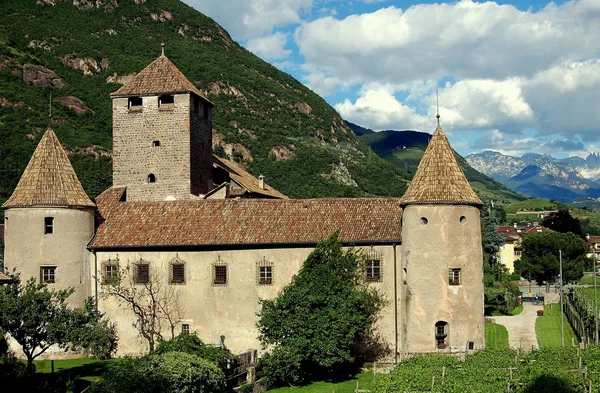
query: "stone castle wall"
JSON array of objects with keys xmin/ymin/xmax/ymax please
[{"xmin": 112, "ymin": 94, "xmax": 212, "ymax": 201}]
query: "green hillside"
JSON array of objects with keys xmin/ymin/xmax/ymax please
[
  {"xmin": 0, "ymin": 0, "xmax": 411, "ymax": 205},
  {"xmin": 356, "ymin": 128, "xmax": 525, "ymax": 204}
]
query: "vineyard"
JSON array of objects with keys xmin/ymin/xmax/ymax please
[
  {"xmin": 567, "ymin": 287, "xmax": 600, "ymax": 346},
  {"xmin": 373, "ymin": 347, "xmax": 600, "ymax": 392}
]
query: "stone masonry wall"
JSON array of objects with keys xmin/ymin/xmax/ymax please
[
  {"xmin": 190, "ymin": 97, "xmax": 213, "ymax": 195},
  {"xmin": 113, "ymin": 94, "xmax": 212, "ymax": 201}
]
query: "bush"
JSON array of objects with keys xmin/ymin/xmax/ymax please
[
  {"xmin": 155, "ymin": 332, "xmax": 233, "ymax": 371},
  {"xmin": 91, "ymin": 352, "xmax": 225, "ymax": 393}
]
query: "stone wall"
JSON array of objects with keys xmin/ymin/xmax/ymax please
[{"xmin": 112, "ymin": 93, "xmax": 213, "ymax": 201}]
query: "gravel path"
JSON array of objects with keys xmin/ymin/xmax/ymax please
[{"xmin": 494, "ymin": 302, "xmax": 540, "ymax": 351}]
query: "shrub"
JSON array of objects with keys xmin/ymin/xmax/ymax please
[
  {"xmin": 91, "ymin": 352, "xmax": 225, "ymax": 393},
  {"xmin": 155, "ymin": 332, "xmax": 233, "ymax": 371}
]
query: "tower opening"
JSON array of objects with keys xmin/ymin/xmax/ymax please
[
  {"xmin": 128, "ymin": 97, "xmax": 142, "ymax": 110},
  {"xmin": 148, "ymin": 173, "xmax": 156, "ymax": 183}
]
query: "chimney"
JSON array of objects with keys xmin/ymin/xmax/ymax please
[{"xmin": 258, "ymin": 174, "xmax": 265, "ymax": 190}]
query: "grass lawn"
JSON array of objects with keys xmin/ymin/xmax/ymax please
[
  {"xmin": 536, "ymin": 304, "xmax": 580, "ymax": 348},
  {"xmin": 34, "ymin": 357, "xmax": 100, "ymax": 373},
  {"xmin": 511, "ymin": 305, "xmax": 524, "ymax": 316},
  {"xmin": 266, "ymin": 372, "xmax": 376, "ymax": 393},
  {"xmin": 579, "ymin": 275, "xmax": 600, "ymax": 285},
  {"xmin": 485, "ymin": 323, "xmax": 509, "ymax": 350}
]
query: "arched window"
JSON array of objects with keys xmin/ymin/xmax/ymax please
[
  {"xmin": 148, "ymin": 173, "xmax": 156, "ymax": 183},
  {"xmin": 435, "ymin": 321, "xmax": 449, "ymax": 349}
]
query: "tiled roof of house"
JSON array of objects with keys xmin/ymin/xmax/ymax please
[
  {"xmin": 91, "ymin": 187, "xmax": 402, "ymax": 249},
  {"xmin": 498, "ymin": 226, "xmax": 519, "ymax": 238},
  {"xmin": 3, "ymin": 129, "xmax": 95, "ymax": 209},
  {"xmin": 0, "ymin": 271, "xmax": 13, "ymax": 282},
  {"xmin": 399, "ymin": 124, "xmax": 482, "ymax": 207},
  {"xmin": 110, "ymin": 55, "xmax": 212, "ymax": 104},
  {"xmin": 212, "ymin": 155, "xmax": 287, "ymax": 199}
]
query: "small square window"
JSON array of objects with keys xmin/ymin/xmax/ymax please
[
  {"xmin": 135, "ymin": 264, "xmax": 150, "ymax": 284},
  {"xmin": 159, "ymin": 94, "xmax": 174, "ymax": 106},
  {"xmin": 104, "ymin": 264, "xmax": 118, "ymax": 282},
  {"xmin": 213, "ymin": 265, "xmax": 227, "ymax": 285},
  {"xmin": 366, "ymin": 259, "xmax": 381, "ymax": 282},
  {"xmin": 171, "ymin": 264, "xmax": 185, "ymax": 284},
  {"xmin": 259, "ymin": 266, "xmax": 272, "ymax": 285},
  {"xmin": 181, "ymin": 324, "xmax": 190, "ymax": 334},
  {"xmin": 128, "ymin": 97, "xmax": 142, "ymax": 109},
  {"xmin": 448, "ymin": 268, "xmax": 461, "ymax": 286},
  {"xmin": 152, "ymin": 140, "xmax": 161, "ymax": 147},
  {"xmin": 41, "ymin": 266, "xmax": 56, "ymax": 284},
  {"xmin": 44, "ymin": 217, "xmax": 54, "ymax": 234}
]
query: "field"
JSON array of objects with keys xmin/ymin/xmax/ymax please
[
  {"xmin": 267, "ymin": 372, "xmax": 375, "ymax": 393},
  {"xmin": 536, "ymin": 304, "xmax": 580, "ymax": 348}
]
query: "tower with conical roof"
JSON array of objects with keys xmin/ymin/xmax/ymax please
[
  {"xmin": 3, "ymin": 129, "xmax": 96, "ymax": 306},
  {"xmin": 110, "ymin": 50, "xmax": 214, "ymax": 201},
  {"xmin": 399, "ymin": 114, "xmax": 485, "ymax": 354}
]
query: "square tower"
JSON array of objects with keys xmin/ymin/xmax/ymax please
[{"xmin": 111, "ymin": 55, "xmax": 214, "ymax": 201}]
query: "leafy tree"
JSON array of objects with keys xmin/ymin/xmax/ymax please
[
  {"xmin": 90, "ymin": 352, "xmax": 226, "ymax": 393},
  {"xmin": 515, "ymin": 231, "xmax": 587, "ymax": 286},
  {"xmin": 0, "ymin": 277, "xmax": 116, "ymax": 368},
  {"xmin": 257, "ymin": 233, "xmax": 384, "ymax": 387},
  {"xmin": 101, "ymin": 260, "xmax": 185, "ymax": 352},
  {"xmin": 541, "ymin": 209, "xmax": 584, "ymax": 238}
]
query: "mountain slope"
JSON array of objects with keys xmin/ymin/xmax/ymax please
[
  {"xmin": 347, "ymin": 124, "xmax": 525, "ymax": 204},
  {"xmin": 0, "ymin": 0, "xmax": 410, "ymax": 206},
  {"xmin": 466, "ymin": 151, "xmax": 600, "ymax": 201}
]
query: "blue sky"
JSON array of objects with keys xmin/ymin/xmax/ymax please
[{"xmin": 185, "ymin": 0, "xmax": 600, "ymax": 159}]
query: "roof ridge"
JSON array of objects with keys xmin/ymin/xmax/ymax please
[{"xmin": 3, "ymin": 129, "xmax": 95, "ymax": 209}]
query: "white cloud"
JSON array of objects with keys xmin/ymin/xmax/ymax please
[
  {"xmin": 246, "ymin": 32, "xmax": 292, "ymax": 60},
  {"xmin": 295, "ymin": 0, "xmax": 600, "ymax": 85},
  {"xmin": 184, "ymin": 0, "xmax": 312, "ymax": 39}
]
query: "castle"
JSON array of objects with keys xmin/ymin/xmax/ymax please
[{"xmin": 3, "ymin": 54, "xmax": 485, "ymax": 360}]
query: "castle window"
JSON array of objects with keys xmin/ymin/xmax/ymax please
[
  {"xmin": 171, "ymin": 263, "xmax": 185, "ymax": 284},
  {"xmin": 41, "ymin": 266, "xmax": 56, "ymax": 284},
  {"xmin": 44, "ymin": 217, "xmax": 54, "ymax": 234},
  {"xmin": 448, "ymin": 268, "xmax": 461, "ymax": 286},
  {"xmin": 128, "ymin": 97, "xmax": 142, "ymax": 110},
  {"xmin": 257, "ymin": 258, "xmax": 273, "ymax": 285},
  {"xmin": 365, "ymin": 249, "xmax": 383, "ymax": 282},
  {"xmin": 468, "ymin": 341, "xmax": 474, "ymax": 350},
  {"xmin": 213, "ymin": 262, "xmax": 227, "ymax": 286},
  {"xmin": 421, "ymin": 217, "xmax": 428, "ymax": 225},
  {"xmin": 104, "ymin": 264, "xmax": 118, "ymax": 282},
  {"xmin": 203, "ymin": 105, "xmax": 210, "ymax": 120},
  {"xmin": 148, "ymin": 173, "xmax": 156, "ymax": 183},
  {"xmin": 435, "ymin": 321, "xmax": 448, "ymax": 349},
  {"xmin": 181, "ymin": 324, "xmax": 190, "ymax": 334},
  {"xmin": 159, "ymin": 94, "xmax": 174, "ymax": 110},
  {"xmin": 135, "ymin": 263, "xmax": 150, "ymax": 284},
  {"xmin": 460, "ymin": 216, "xmax": 467, "ymax": 225},
  {"xmin": 192, "ymin": 96, "xmax": 201, "ymax": 114},
  {"xmin": 152, "ymin": 140, "xmax": 161, "ymax": 147}
]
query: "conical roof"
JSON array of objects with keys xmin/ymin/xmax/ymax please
[
  {"xmin": 399, "ymin": 123, "xmax": 482, "ymax": 207},
  {"xmin": 3, "ymin": 129, "xmax": 95, "ymax": 209},
  {"xmin": 110, "ymin": 55, "xmax": 212, "ymax": 104}
]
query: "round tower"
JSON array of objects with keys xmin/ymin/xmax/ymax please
[
  {"xmin": 399, "ymin": 117, "xmax": 484, "ymax": 354},
  {"xmin": 2, "ymin": 129, "xmax": 96, "ymax": 307}
]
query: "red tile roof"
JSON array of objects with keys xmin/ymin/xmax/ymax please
[
  {"xmin": 91, "ymin": 187, "xmax": 402, "ymax": 249},
  {"xmin": 212, "ymin": 155, "xmax": 287, "ymax": 199}
]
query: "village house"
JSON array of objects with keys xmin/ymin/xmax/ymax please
[{"xmin": 3, "ymin": 53, "xmax": 485, "ymax": 361}]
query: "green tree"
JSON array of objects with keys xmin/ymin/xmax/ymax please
[
  {"xmin": 516, "ymin": 232, "xmax": 587, "ymax": 286},
  {"xmin": 0, "ymin": 277, "xmax": 116, "ymax": 368},
  {"xmin": 155, "ymin": 332, "xmax": 233, "ymax": 372},
  {"xmin": 256, "ymin": 233, "xmax": 384, "ymax": 387},
  {"xmin": 541, "ymin": 209, "xmax": 584, "ymax": 238}
]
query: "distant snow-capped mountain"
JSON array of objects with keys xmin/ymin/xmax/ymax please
[{"xmin": 465, "ymin": 151, "xmax": 600, "ymax": 201}]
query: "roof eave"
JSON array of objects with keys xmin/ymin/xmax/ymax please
[{"xmin": 110, "ymin": 90, "xmax": 214, "ymax": 106}]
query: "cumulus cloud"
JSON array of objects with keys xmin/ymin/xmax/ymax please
[
  {"xmin": 246, "ymin": 32, "xmax": 292, "ymax": 60},
  {"xmin": 296, "ymin": 0, "xmax": 600, "ymax": 84},
  {"xmin": 185, "ymin": 0, "xmax": 312, "ymax": 39}
]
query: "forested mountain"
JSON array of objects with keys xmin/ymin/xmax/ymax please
[
  {"xmin": 0, "ymin": 0, "xmax": 412, "ymax": 205},
  {"xmin": 346, "ymin": 124, "xmax": 525, "ymax": 204}
]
